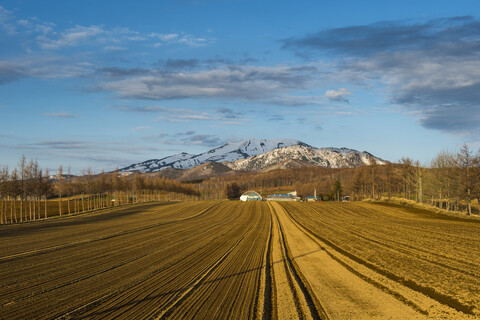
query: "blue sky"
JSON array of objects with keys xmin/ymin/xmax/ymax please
[{"xmin": 1, "ymin": 0, "xmax": 479, "ymax": 173}]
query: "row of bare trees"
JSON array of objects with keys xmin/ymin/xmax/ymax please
[
  {"xmin": 3, "ymin": 145, "xmax": 478, "ymax": 222},
  {"xmin": 360, "ymin": 145, "xmax": 480, "ymax": 215},
  {"xmin": 0, "ymin": 156, "xmax": 51, "ymax": 224},
  {"xmin": 428, "ymin": 145, "xmax": 480, "ymax": 215},
  {"xmin": 0, "ymin": 158, "xmax": 200, "ymax": 224}
]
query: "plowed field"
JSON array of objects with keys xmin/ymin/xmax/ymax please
[{"xmin": 1, "ymin": 201, "xmax": 479, "ymax": 319}]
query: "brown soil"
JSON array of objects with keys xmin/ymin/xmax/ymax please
[{"xmin": 1, "ymin": 201, "xmax": 478, "ymax": 319}]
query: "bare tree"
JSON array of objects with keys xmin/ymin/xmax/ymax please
[
  {"xmin": 43, "ymin": 168, "xmax": 50, "ymax": 219},
  {"xmin": 0, "ymin": 166, "xmax": 8, "ymax": 224},
  {"xmin": 25, "ymin": 159, "xmax": 34, "ymax": 221},
  {"xmin": 18, "ymin": 155, "xmax": 26, "ymax": 222},
  {"xmin": 10, "ymin": 168, "xmax": 19, "ymax": 223},
  {"xmin": 399, "ymin": 158, "xmax": 415, "ymax": 200},
  {"xmin": 457, "ymin": 144, "xmax": 474, "ymax": 215},
  {"xmin": 412, "ymin": 161, "xmax": 425, "ymax": 203},
  {"xmin": 55, "ymin": 165, "xmax": 64, "ymax": 216},
  {"xmin": 67, "ymin": 167, "xmax": 71, "ymax": 215},
  {"xmin": 86, "ymin": 168, "xmax": 93, "ymax": 211},
  {"xmin": 471, "ymin": 152, "xmax": 480, "ymax": 210}
]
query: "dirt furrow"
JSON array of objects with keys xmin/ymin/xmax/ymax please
[
  {"xmin": 0, "ymin": 201, "xmax": 221, "ymax": 263},
  {"xmin": 267, "ymin": 202, "xmax": 323, "ymax": 320},
  {"xmin": 280, "ymin": 202, "xmax": 479, "ymax": 319},
  {"xmin": 154, "ymin": 234, "xmax": 247, "ymax": 319},
  {"xmin": 0, "ymin": 210, "xmax": 231, "ymax": 304},
  {"xmin": 286, "ymin": 202, "xmax": 480, "ymax": 314},
  {"xmin": 273, "ymin": 201, "xmax": 433, "ymax": 319},
  {"xmin": 259, "ymin": 210, "xmax": 273, "ymax": 320},
  {"xmin": 3, "ymin": 200, "xmax": 477, "ymax": 319},
  {"xmin": 1, "ymin": 202, "xmax": 241, "ymax": 319},
  {"xmin": 52, "ymin": 201, "xmax": 267, "ymax": 320},
  {"xmin": 310, "ymin": 204, "xmax": 478, "ymax": 271},
  {"xmin": 163, "ymin": 202, "xmax": 269, "ymax": 320},
  {"xmin": 60, "ymin": 204, "xmax": 245, "ymax": 319}
]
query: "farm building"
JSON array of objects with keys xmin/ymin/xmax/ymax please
[
  {"xmin": 266, "ymin": 191, "xmax": 301, "ymax": 202},
  {"xmin": 240, "ymin": 190, "xmax": 262, "ymax": 201},
  {"xmin": 306, "ymin": 188, "xmax": 319, "ymax": 201}
]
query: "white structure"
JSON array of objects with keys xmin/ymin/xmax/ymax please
[
  {"xmin": 240, "ymin": 190, "xmax": 262, "ymax": 201},
  {"xmin": 266, "ymin": 191, "xmax": 301, "ymax": 202}
]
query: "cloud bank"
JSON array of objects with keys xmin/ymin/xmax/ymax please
[
  {"xmin": 97, "ymin": 64, "xmax": 318, "ymax": 103},
  {"xmin": 284, "ymin": 16, "xmax": 480, "ymax": 136}
]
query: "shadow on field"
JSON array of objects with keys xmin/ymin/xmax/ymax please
[
  {"xmin": 372, "ymin": 201, "xmax": 480, "ymax": 224},
  {"xmin": 0, "ymin": 202, "xmax": 177, "ymax": 237},
  {"xmin": 72, "ymin": 249, "xmax": 323, "ymax": 319}
]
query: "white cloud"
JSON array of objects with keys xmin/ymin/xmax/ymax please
[
  {"xmin": 149, "ymin": 32, "xmax": 213, "ymax": 47},
  {"xmin": 285, "ymin": 17, "xmax": 480, "ymax": 136},
  {"xmin": 103, "ymin": 46, "xmax": 127, "ymax": 51},
  {"xmin": 17, "ymin": 19, "xmax": 29, "ymax": 26},
  {"xmin": 43, "ymin": 112, "xmax": 78, "ymax": 118},
  {"xmin": 98, "ymin": 64, "xmax": 315, "ymax": 102},
  {"xmin": 0, "ymin": 5, "xmax": 16, "ymax": 34},
  {"xmin": 221, "ymin": 121, "xmax": 245, "ymax": 126},
  {"xmin": 177, "ymin": 35, "xmax": 210, "ymax": 47},
  {"xmin": 134, "ymin": 126, "xmax": 151, "ymax": 131},
  {"xmin": 37, "ymin": 25, "xmax": 105, "ymax": 49},
  {"xmin": 113, "ymin": 103, "xmax": 249, "ymax": 125},
  {"xmin": 35, "ymin": 22, "xmax": 55, "ymax": 35},
  {"xmin": 150, "ymin": 33, "xmax": 179, "ymax": 41},
  {"xmin": 0, "ymin": 60, "xmax": 27, "ymax": 84},
  {"xmin": 325, "ymin": 88, "xmax": 351, "ymax": 103},
  {"xmin": 0, "ymin": 56, "xmax": 93, "ymax": 84}
]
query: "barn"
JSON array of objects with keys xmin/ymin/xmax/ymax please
[{"xmin": 240, "ymin": 190, "xmax": 262, "ymax": 201}]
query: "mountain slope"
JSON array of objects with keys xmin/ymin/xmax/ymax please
[
  {"xmin": 179, "ymin": 162, "xmax": 236, "ymax": 181},
  {"xmin": 119, "ymin": 138, "xmax": 301, "ymax": 173},
  {"xmin": 225, "ymin": 144, "xmax": 385, "ymax": 171},
  {"xmin": 119, "ymin": 152, "xmax": 194, "ymax": 173}
]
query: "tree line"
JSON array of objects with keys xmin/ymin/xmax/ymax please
[
  {"xmin": 199, "ymin": 145, "xmax": 480, "ymax": 215},
  {"xmin": 3, "ymin": 145, "xmax": 479, "ymax": 223},
  {"xmin": 0, "ymin": 157, "xmax": 200, "ymax": 224}
]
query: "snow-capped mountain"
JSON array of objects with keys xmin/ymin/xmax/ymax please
[
  {"xmin": 119, "ymin": 152, "xmax": 194, "ymax": 173},
  {"xmin": 225, "ymin": 144, "xmax": 385, "ymax": 171},
  {"xmin": 119, "ymin": 138, "xmax": 301, "ymax": 173}
]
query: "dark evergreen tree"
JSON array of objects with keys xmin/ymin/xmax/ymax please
[{"xmin": 225, "ymin": 183, "xmax": 241, "ymax": 200}]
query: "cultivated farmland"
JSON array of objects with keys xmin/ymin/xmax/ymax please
[{"xmin": 0, "ymin": 201, "xmax": 479, "ymax": 319}]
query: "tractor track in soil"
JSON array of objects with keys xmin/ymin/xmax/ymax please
[
  {"xmin": 1, "ymin": 203, "xmax": 233, "ymax": 307},
  {"xmin": 268, "ymin": 202, "xmax": 325, "ymax": 320},
  {"xmin": 280, "ymin": 202, "xmax": 479, "ymax": 319},
  {"xmin": 1, "ymin": 200, "xmax": 479, "ymax": 319}
]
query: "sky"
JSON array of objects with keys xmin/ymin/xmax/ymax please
[{"xmin": 1, "ymin": 0, "xmax": 480, "ymax": 173}]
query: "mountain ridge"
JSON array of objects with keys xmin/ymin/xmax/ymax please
[
  {"xmin": 119, "ymin": 138, "xmax": 385, "ymax": 173},
  {"xmin": 225, "ymin": 144, "xmax": 384, "ymax": 171}
]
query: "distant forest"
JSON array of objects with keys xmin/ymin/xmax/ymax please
[
  {"xmin": 0, "ymin": 158, "xmax": 199, "ymax": 224},
  {"xmin": 1, "ymin": 145, "xmax": 479, "ymax": 224},
  {"xmin": 195, "ymin": 144, "xmax": 480, "ymax": 215}
]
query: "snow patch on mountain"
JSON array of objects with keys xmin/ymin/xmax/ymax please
[
  {"xmin": 225, "ymin": 144, "xmax": 385, "ymax": 171},
  {"xmin": 119, "ymin": 152, "xmax": 194, "ymax": 172},
  {"xmin": 119, "ymin": 138, "xmax": 301, "ymax": 173}
]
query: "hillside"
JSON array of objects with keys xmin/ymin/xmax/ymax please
[{"xmin": 225, "ymin": 144, "xmax": 385, "ymax": 171}]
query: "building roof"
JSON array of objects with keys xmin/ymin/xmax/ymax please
[{"xmin": 241, "ymin": 190, "xmax": 261, "ymax": 197}]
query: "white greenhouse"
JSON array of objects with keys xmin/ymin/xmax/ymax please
[{"xmin": 240, "ymin": 190, "xmax": 262, "ymax": 201}]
